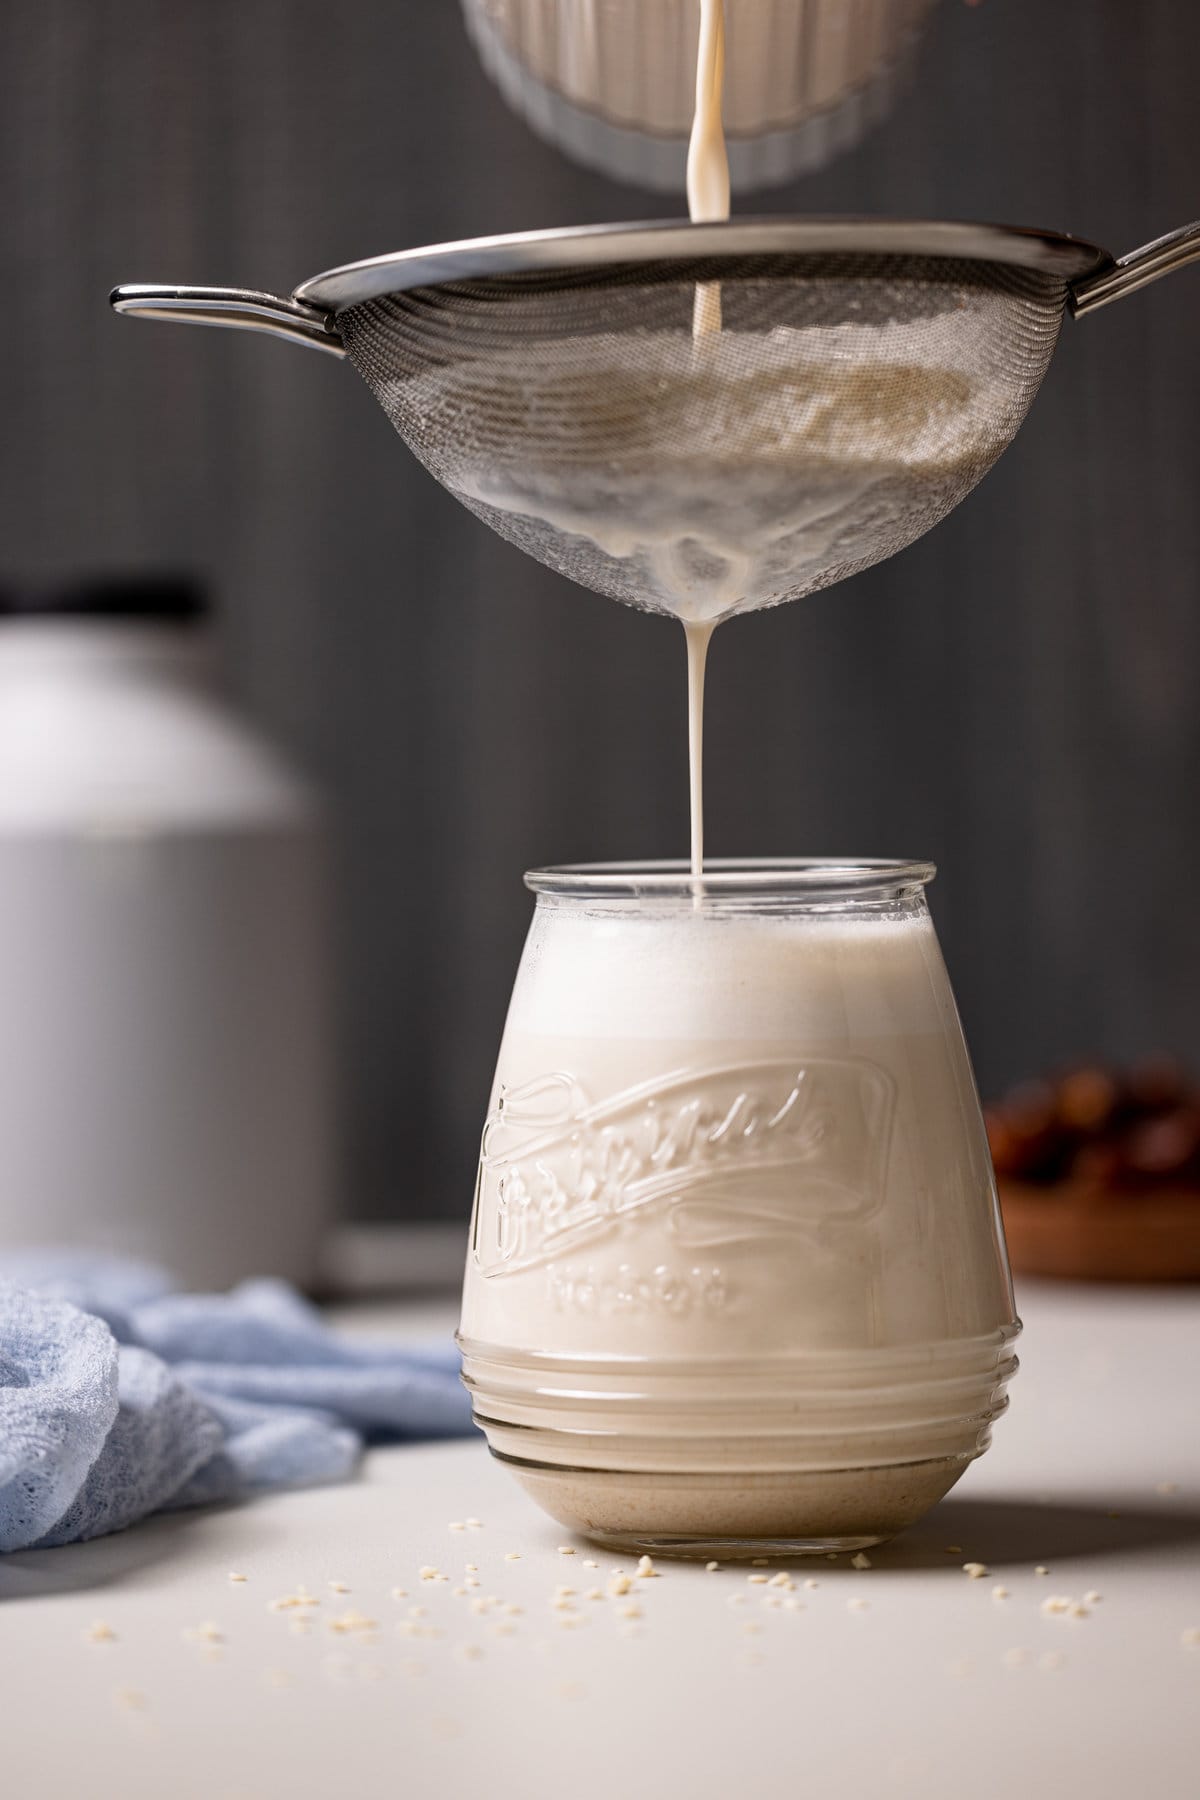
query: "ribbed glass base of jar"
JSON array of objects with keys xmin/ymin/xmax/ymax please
[
  {"xmin": 497, "ymin": 1449, "xmax": 971, "ymax": 1556},
  {"xmin": 462, "ymin": 1327, "xmax": 1018, "ymax": 1556}
]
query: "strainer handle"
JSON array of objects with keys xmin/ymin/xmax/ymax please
[
  {"xmin": 1070, "ymin": 221, "xmax": 1200, "ymax": 317},
  {"xmin": 109, "ymin": 284, "xmax": 345, "ymax": 356}
]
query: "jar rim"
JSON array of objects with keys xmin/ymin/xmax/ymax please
[{"xmin": 525, "ymin": 857, "xmax": 936, "ymax": 899}]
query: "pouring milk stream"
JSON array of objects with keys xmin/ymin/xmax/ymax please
[{"xmin": 684, "ymin": 0, "xmax": 730, "ymax": 882}]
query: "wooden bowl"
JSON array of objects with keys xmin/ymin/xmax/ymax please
[{"xmin": 998, "ymin": 1177, "xmax": 1200, "ymax": 1281}]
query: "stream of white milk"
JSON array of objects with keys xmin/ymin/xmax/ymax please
[{"xmin": 684, "ymin": 0, "xmax": 729, "ymax": 881}]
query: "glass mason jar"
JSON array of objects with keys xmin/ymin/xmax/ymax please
[{"xmin": 460, "ymin": 860, "xmax": 1019, "ymax": 1556}]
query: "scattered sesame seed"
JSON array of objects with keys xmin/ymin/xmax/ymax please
[
  {"xmin": 750, "ymin": 1558, "xmax": 770, "ymax": 1567},
  {"xmin": 502, "ymin": 1603, "xmax": 523, "ymax": 1616},
  {"xmin": 1035, "ymin": 1566, "xmax": 1049, "ymax": 1577},
  {"xmin": 585, "ymin": 1587, "xmax": 603, "ymax": 1601},
  {"xmin": 85, "ymin": 1621, "xmax": 117, "ymax": 1644},
  {"xmin": 851, "ymin": 1552, "xmax": 872, "ymax": 1570},
  {"xmin": 558, "ymin": 1545, "xmax": 576, "ymax": 1556},
  {"xmin": 582, "ymin": 1559, "xmax": 599, "ymax": 1569},
  {"xmin": 847, "ymin": 1597, "xmax": 868, "ymax": 1612},
  {"xmin": 328, "ymin": 1610, "xmax": 378, "ymax": 1635},
  {"xmin": 1040, "ymin": 1595, "xmax": 1072, "ymax": 1616},
  {"xmin": 992, "ymin": 1586, "xmax": 1009, "ymax": 1601},
  {"xmin": 726, "ymin": 1593, "xmax": 746, "ymax": 1608},
  {"xmin": 607, "ymin": 1573, "xmax": 634, "ymax": 1597},
  {"xmin": 783, "ymin": 1598, "xmax": 804, "ymax": 1612},
  {"xmin": 452, "ymin": 1586, "xmax": 468, "ymax": 1598},
  {"xmin": 1084, "ymin": 1590, "xmax": 1103, "ymax": 1605},
  {"xmin": 962, "ymin": 1562, "xmax": 989, "ymax": 1579},
  {"xmin": 504, "ymin": 1552, "xmax": 521, "ymax": 1562},
  {"xmin": 328, "ymin": 1580, "xmax": 349, "ymax": 1594},
  {"xmin": 459, "ymin": 1644, "xmax": 484, "ymax": 1662},
  {"xmin": 194, "ymin": 1622, "xmax": 224, "ymax": 1643},
  {"xmin": 1002, "ymin": 1647, "xmax": 1031, "ymax": 1668},
  {"xmin": 555, "ymin": 1585, "xmax": 577, "ymax": 1598},
  {"xmin": 767, "ymin": 1572, "xmax": 793, "ymax": 1589},
  {"xmin": 493, "ymin": 1622, "xmax": 516, "ymax": 1637},
  {"xmin": 1068, "ymin": 1603, "xmax": 1090, "ymax": 1619},
  {"xmin": 825, "ymin": 1553, "xmax": 839, "ymax": 1562},
  {"xmin": 449, "ymin": 1521, "xmax": 466, "ymax": 1531},
  {"xmin": 618, "ymin": 1603, "xmax": 642, "ymax": 1620},
  {"xmin": 804, "ymin": 1579, "xmax": 819, "ymax": 1591},
  {"xmin": 705, "ymin": 1561, "xmax": 719, "ymax": 1572},
  {"xmin": 228, "ymin": 1572, "xmax": 247, "ymax": 1583},
  {"xmin": 465, "ymin": 1577, "xmax": 481, "ymax": 1589},
  {"xmin": 407, "ymin": 1605, "xmax": 427, "ymax": 1619},
  {"xmin": 469, "ymin": 1598, "xmax": 491, "ymax": 1616},
  {"xmin": 418, "ymin": 1566, "xmax": 439, "ymax": 1581},
  {"xmin": 465, "ymin": 1564, "xmax": 478, "ymax": 1573},
  {"xmin": 1180, "ymin": 1627, "xmax": 1200, "ymax": 1647},
  {"xmin": 1038, "ymin": 1650, "xmax": 1065, "ymax": 1671},
  {"xmin": 747, "ymin": 1574, "xmax": 769, "ymax": 1585},
  {"xmin": 466, "ymin": 1518, "xmax": 484, "ymax": 1529},
  {"xmin": 390, "ymin": 1588, "xmax": 408, "ymax": 1601},
  {"xmin": 740, "ymin": 1620, "xmax": 762, "ymax": 1634},
  {"xmin": 944, "ymin": 1545, "xmax": 964, "ymax": 1555},
  {"xmin": 635, "ymin": 1555, "xmax": 659, "ymax": 1579},
  {"xmin": 268, "ymin": 1591, "xmax": 320, "ymax": 1612}
]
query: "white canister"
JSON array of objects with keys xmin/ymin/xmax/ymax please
[{"xmin": 0, "ymin": 578, "xmax": 334, "ymax": 1290}]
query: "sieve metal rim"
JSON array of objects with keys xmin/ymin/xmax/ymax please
[{"xmin": 294, "ymin": 217, "xmax": 1108, "ymax": 313}]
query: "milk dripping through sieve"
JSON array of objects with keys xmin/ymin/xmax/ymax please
[{"xmin": 114, "ymin": 216, "xmax": 1200, "ymax": 630}]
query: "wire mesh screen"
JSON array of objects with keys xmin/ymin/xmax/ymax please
[{"xmin": 338, "ymin": 255, "xmax": 1067, "ymax": 621}]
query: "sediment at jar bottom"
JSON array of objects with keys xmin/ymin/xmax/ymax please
[{"xmin": 502, "ymin": 1454, "xmax": 971, "ymax": 1556}]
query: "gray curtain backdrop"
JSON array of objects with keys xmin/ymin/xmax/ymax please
[{"xmin": 4, "ymin": 0, "xmax": 1199, "ymax": 1222}]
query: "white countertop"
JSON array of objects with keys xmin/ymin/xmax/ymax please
[{"xmin": 3, "ymin": 1280, "xmax": 1198, "ymax": 1799}]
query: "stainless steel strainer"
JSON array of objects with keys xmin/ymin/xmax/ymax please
[{"xmin": 112, "ymin": 217, "xmax": 1200, "ymax": 623}]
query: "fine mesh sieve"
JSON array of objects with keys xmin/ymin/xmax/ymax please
[{"xmin": 112, "ymin": 217, "xmax": 1200, "ymax": 623}]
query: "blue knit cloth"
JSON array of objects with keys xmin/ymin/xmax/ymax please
[{"xmin": 0, "ymin": 1252, "xmax": 472, "ymax": 1552}]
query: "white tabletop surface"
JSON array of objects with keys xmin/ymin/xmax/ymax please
[{"xmin": 3, "ymin": 1280, "xmax": 1198, "ymax": 1800}]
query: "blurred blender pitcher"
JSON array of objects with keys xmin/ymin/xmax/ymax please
[
  {"xmin": 462, "ymin": 0, "xmax": 942, "ymax": 190},
  {"xmin": 0, "ymin": 577, "xmax": 334, "ymax": 1290}
]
